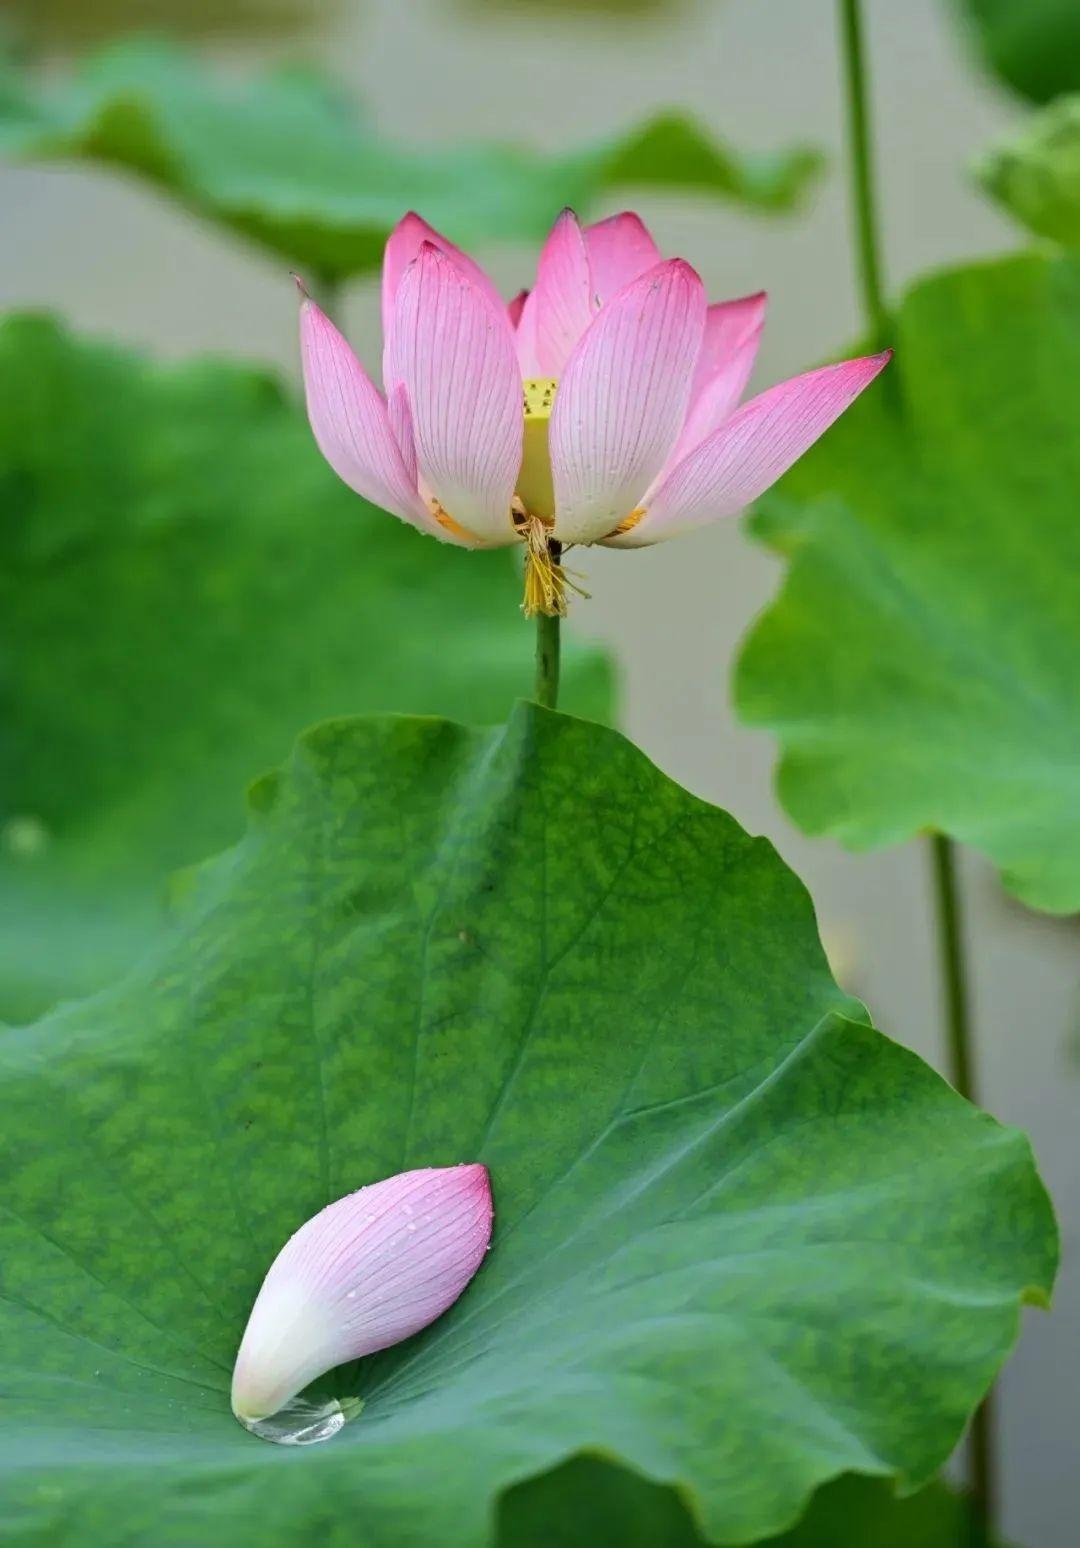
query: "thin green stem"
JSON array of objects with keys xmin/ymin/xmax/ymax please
[
  {"xmin": 838, "ymin": 0, "xmax": 889, "ymax": 353},
  {"xmin": 967, "ymin": 1400, "xmax": 997, "ymax": 1547},
  {"xmin": 534, "ymin": 613, "xmax": 561, "ymax": 710},
  {"xmin": 837, "ymin": 2, "xmax": 994, "ymax": 1536},
  {"xmin": 533, "ymin": 543, "xmax": 562, "ymax": 710},
  {"xmin": 930, "ymin": 834, "xmax": 976, "ymax": 1102},
  {"xmin": 930, "ymin": 832, "xmax": 995, "ymax": 1539}
]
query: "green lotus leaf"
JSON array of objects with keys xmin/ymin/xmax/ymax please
[
  {"xmin": 954, "ymin": 0, "xmax": 1080, "ymax": 104},
  {"xmin": 978, "ymin": 95, "xmax": 1080, "ymax": 247},
  {"xmin": 0, "ymin": 704, "xmax": 1054, "ymax": 1546},
  {"xmin": 500, "ymin": 1459, "xmax": 1007, "ymax": 1546},
  {"xmin": 0, "ymin": 37, "xmax": 822, "ymax": 281},
  {"xmin": 2, "ymin": 0, "xmax": 311, "ymax": 50},
  {"xmin": 0, "ymin": 315, "xmax": 612, "ymax": 1021},
  {"xmin": 734, "ymin": 252, "xmax": 1080, "ymax": 914}
]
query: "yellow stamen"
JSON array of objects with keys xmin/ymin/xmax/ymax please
[
  {"xmin": 606, "ymin": 506, "xmax": 647, "ymax": 539},
  {"xmin": 430, "ymin": 500, "xmax": 480, "ymax": 544},
  {"xmin": 520, "ymin": 515, "xmax": 566, "ymax": 619}
]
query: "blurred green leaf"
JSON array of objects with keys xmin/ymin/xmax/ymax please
[
  {"xmin": 0, "ymin": 315, "xmax": 613, "ymax": 1022},
  {"xmin": 978, "ymin": 95, "xmax": 1080, "ymax": 246},
  {"xmin": 734, "ymin": 252, "xmax": 1080, "ymax": 913},
  {"xmin": 464, "ymin": 0, "xmax": 679, "ymax": 15},
  {"xmin": 584, "ymin": 111, "xmax": 821, "ymax": 213},
  {"xmin": 2, "ymin": 0, "xmax": 322, "ymax": 50},
  {"xmin": 500, "ymin": 1459, "xmax": 1008, "ymax": 1546},
  {"xmin": 0, "ymin": 37, "xmax": 822, "ymax": 280},
  {"xmin": 0, "ymin": 703, "xmax": 1053, "ymax": 1545},
  {"xmin": 954, "ymin": 0, "xmax": 1080, "ymax": 104}
]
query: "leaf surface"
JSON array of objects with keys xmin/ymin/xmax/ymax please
[
  {"xmin": 978, "ymin": 96, "xmax": 1080, "ymax": 247},
  {"xmin": 955, "ymin": 0, "xmax": 1080, "ymax": 103},
  {"xmin": 0, "ymin": 705, "xmax": 1055, "ymax": 1546},
  {"xmin": 735, "ymin": 253, "xmax": 1080, "ymax": 912},
  {"xmin": 0, "ymin": 40, "xmax": 821, "ymax": 279},
  {"xmin": 500, "ymin": 1460, "xmax": 1010, "ymax": 1546},
  {"xmin": 0, "ymin": 316, "xmax": 611, "ymax": 1019}
]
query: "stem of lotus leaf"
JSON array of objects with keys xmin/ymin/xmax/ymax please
[
  {"xmin": 930, "ymin": 830, "xmax": 995, "ymax": 1533},
  {"xmin": 837, "ymin": 0, "xmax": 994, "ymax": 1535},
  {"xmin": 931, "ymin": 833, "xmax": 977, "ymax": 1103},
  {"xmin": 838, "ymin": 0, "xmax": 889, "ymax": 354}
]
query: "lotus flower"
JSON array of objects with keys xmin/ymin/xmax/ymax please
[
  {"xmin": 231, "ymin": 1164, "xmax": 493, "ymax": 1429},
  {"xmin": 297, "ymin": 208, "xmax": 890, "ymax": 615}
]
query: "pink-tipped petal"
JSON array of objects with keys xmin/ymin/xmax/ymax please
[
  {"xmin": 583, "ymin": 211, "xmax": 662, "ymax": 304},
  {"xmin": 548, "ymin": 259, "xmax": 706, "ymax": 545},
  {"xmin": 298, "ymin": 297, "xmax": 453, "ymax": 541},
  {"xmin": 514, "ymin": 287, "xmax": 542, "ymax": 377},
  {"xmin": 385, "ymin": 243, "xmax": 523, "ymax": 545},
  {"xmin": 231, "ymin": 1164, "xmax": 493, "ymax": 1424},
  {"xmin": 532, "ymin": 209, "xmax": 596, "ymax": 377},
  {"xmin": 606, "ymin": 351, "xmax": 892, "ymax": 547},
  {"xmin": 689, "ymin": 293, "xmax": 768, "ymax": 409},
  {"xmin": 381, "ymin": 212, "xmax": 505, "ymax": 352},
  {"xmin": 671, "ymin": 292, "xmax": 767, "ymax": 462},
  {"xmin": 507, "ymin": 289, "xmax": 529, "ymax": 329}
]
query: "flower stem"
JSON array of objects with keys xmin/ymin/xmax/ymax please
[
  {"xmin": 533, "ymin": 542, "xmax": 562, "ymax": 709},
  {"xmin": 837, "ymin": 1, "xmax": 995, "ymax": 1534}
]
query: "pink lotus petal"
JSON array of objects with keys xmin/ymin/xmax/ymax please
[
  {"xmin": 670, "ymin": 292, "xmax": 768, "ymax": 464},
  {"xmin": 583, "ymin": 211, "xmax": 662, "ymax": 305},
  {"xmin": 514, "ymin": 288, "xmax": 542, "ymax": 377},
  {"xmin": 606, "ymin": 351, "xmax": 892, "ymax": 547},
  {"xmin": 549, "ymin": 258, "xmax": 706, "ymax": 545},
  {"xmin": 297, "ymin": 292, "xmax": 454, "ymax": 541},
  {"xmin": 387, "ymin": 381, "xmax": 418, "ymax": 489},
  {"xmin": 532, "ymin": 209, "xmax": 596, "ymax": 377},
  {"xmin": 507, "ymin": 289, "xmax": 529, "ymax": 329},
  {"xmin": 385, "ymin": 243, "xmax": 523, "ymax": 546},
  {"xmin": 381, "ymin": 212, "xmax": 505, "ymax": 353},
  {"xmin": 232, "ymin": 1164, "xmax": 493, "ymax": 1425},
  {"xmin": 689, "ymin": 294, "xmax": 768, "ymax": 408}
]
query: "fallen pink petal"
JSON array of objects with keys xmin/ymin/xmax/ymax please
[
  {"xmin": 297, "ymin": 207, "xmax": 891, "ymax": 616},
  {"xmin": 231, "ymin": 1164, "xmax": 493, "ymax": 1432}
]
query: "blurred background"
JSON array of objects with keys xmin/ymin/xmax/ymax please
[{"xmin": 1, "ymin": 1, "xmax": 1076, "ymax": 1543}]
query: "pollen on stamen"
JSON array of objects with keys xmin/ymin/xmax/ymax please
[{"xmin": 517, "ymin": 514, "xmax": 591, "ymax": 618}]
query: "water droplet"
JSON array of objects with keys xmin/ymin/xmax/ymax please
[
  {"xmin": 236, "ymin": 1393, "xmax": 361, "ymax": 1447},
  {"xmin": 406, "ymin": 1223, "xmax": 416, "ymax": 1232},
  {"xmin": 2, "ymin": 814, "xmax": 50, "ymax": 859}
]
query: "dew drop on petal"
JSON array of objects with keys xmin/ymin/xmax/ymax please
[{"xmin": 237, "ymin": 1394, "xmax": 361, "ymax": 1447}]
